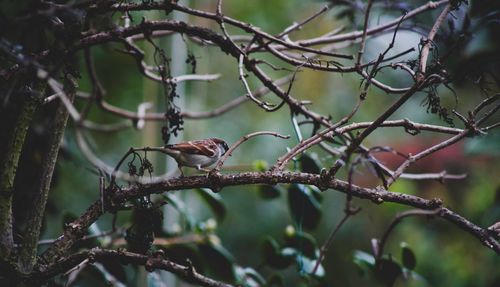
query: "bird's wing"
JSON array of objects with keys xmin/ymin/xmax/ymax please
[{"xmin": 166, "ymin": 140, "xmax": 217, "ymax": 157}]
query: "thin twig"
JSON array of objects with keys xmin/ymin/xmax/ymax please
[
  {"xmin": 417, "ymin": 3, "xmax": 451, "ymax": 81},
  {"xmin": 374, "ymin": 208, "xmax": 442, "ymax": 269},
  {"xmin": 182, "ymin": 75, "xmax": 293, "ymax": 119},
  {"xmin": 328, "ymin": 84, "xmax": 421, "ymax": 176},
  {"xmin": 384, "ymin": 95, "xmax": 500, "ymax": 187},
  {"xmin": 311, "ymin": 205, "xmax": 360, "ymax": 275},
  {"xmin": 359, "ymin": 11, "xmax": 406, "ymax": 98},
  {"xmin": 74, "ymin": 128, "xmax": 176, "ymax": 184},
  {"xmin": 88, "ymin": 3, "xmax": 354, "ymax": 59},
  {"xmin": 386, "ymin": 130, "xmax": 468, "ymax": 187},
  {"xmin": 477, "ymin": 103, "xmax": 500, "ymax": 126},
  {"xmin": 484, "ymin": 122, "xmax": 500, "ymax": 131},
  {"xmin": 357, "ymin": 0, "xmax": 374, "ymax": 66},
  {"xmin": 238, "ymin": 54, "xmax": 276, "ymax": 111},
  {"xmin": 273, "ymin": 98, "xmax": 362, "ymax": 172},
  {"xmin": 45, "ymin": 77, "xmax": 81, "ymax": 122},
  {"xmin": 295, "ymin": 0, "xmax": 448, "ymax": 47},
  {"xmin": 212, "ymin": 131, "xmax": 290, "ymax": 172},
  {"xmin": 398, "ymin": 171, "xmax": 467, "ymax": 181},
  {"xmin": 216, "ymin": 0, "xmax": 244, "ymax": 55},
  {"xmin": 277, "ymin": 4, "xmax": 331, "ymax": 38}
]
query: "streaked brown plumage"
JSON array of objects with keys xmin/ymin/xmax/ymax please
[{"xmin": 163, "ymin": 138, "xmax": 229, "ymax": 175}]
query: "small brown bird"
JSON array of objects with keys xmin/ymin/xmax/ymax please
[{"xmin": 163, "ymin": 138, "xmax": 229, "ymax": 175}]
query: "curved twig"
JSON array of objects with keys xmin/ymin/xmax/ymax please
[
  {"xmin": 182, "ymin": 75, "xmax": 293, "ymax": 119},
  {"xmin": 238, "ymin": 54, "xmax": 277, "ymax": 111},
  {"xmin": 374, "ymin": 208, "xmax": 443, "ymax": 270},
  {"xmin": 212, "ymin": 131, "xmax": 290, "ymax": 172}
]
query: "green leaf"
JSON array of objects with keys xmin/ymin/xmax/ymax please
[
  {"xmin": 353, "ymin": 250, "xmax": 376, "ymax": 264},
  {"xmin": 299, "ymin": 256, "xmax": 325, "ymax": 278},
  {"xmin": 353, "ymin": 250, "xmax": 375, "ymax": 276},
  {"xmin": 199, "ymin": 241, "xmax": 236, "ymax": 282},
  {"xmin": 280, "ymin": 247, "xmax": 298, "ymax": 257},
  {"xmin": 235, "ymin": 267, "xmax": 266, "ymax": 286},
  {"xmin": 299, "ymin": 153, "xmax": 322, "ymax": 174},
  {"xmin": 195, "ymin": 188, "xmax": 226, "ymax": 222},
  {"xmin": 163, "ymin": 194, "xmax": 197, "ymax": 229},
  {"xmin": 308, "ymin": 184, "xmax": 323, "ymax": 203},
  {"xmin": 258, "ymin": 184, "xmax": 283, "ymax": 199},
  {"xmin": 287, "ymin": 184, "xmax": 322, "ymax": 230},
  {"xmin": 284, "ymin": 230, "xmax": 318, "ymax": 258},
  {"xmin": 376, "ymin": 256, "xmax": 403, "ymax": 287},
  {"xmin": 400, "ymin": 242, "xmax": 417, "ymax": 270},
  {"xmin": 262, "ymin": 236, "xmax": 279, "ymax": 258},
  {"xmin": 253, "ymin": 159, "xmax": 269, "ymax": 172},
  {"xmin": 403, "ymin": 269, "xmax": 428, "ymax": 285},
  {"xmin": 262, "ymin": 237, "xmax": 296, "ymax": 269}
]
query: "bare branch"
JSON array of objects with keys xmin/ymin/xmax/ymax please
[
  {"xmin": 216, "ymin": 0, "xmax": 244, "ymax": 55},
  {"xmin": 374, "ymin": 208, "xmax": 442, "ymax": 269},
  {"xmin": 238, "ymin": 54, "xmax": 276, "ymax": 111},
  {"xmin": 4, "ymin": 1, "xmax": 499, "ymax": 285},
  {"xmin": 212, "ymin": 131, "xmax": 290, "ymax": 172},
  {"xmin": 182, "ymin": 75, "xmax": 293, "ymax": 119},
  {"xmin": 96, "ymin": 2, "xmax": 353, "ymax": 60},
  {"xmin": 417, "ymin": 3, "xmax": 452, "ymax": 81},
  {"xmin": 312, "ymin": 204, "xmax": 360, "ymax": 275},
  {"xmin": 74, "ymin": 128, "xmax": 175, "ymax": 183},
  {"xmin": 277, "ymin": 4, "xmax": 331, "ymax": 38},
  {"xmin": 357, "ymin": 0, "xmax": 374, "ymax": 66},
  {"xmin": 295, "ymin": 0, "xmax": 448, "ymax": 47},
  {"xmin": 386, "ymin": 131, "xmax": 469, "ymax": 187},
  {"xmin": 35, "ymin": 248, "xmax": 233, "ymax": 287},
  {"xmin": 39, "ymin": 172, "xmax": 500, "ymax": 265}
]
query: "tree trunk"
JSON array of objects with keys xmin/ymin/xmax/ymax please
[
  {"xmin": 18, "ymin": 76, "xmax": 76, "ymax": 272},
  {"xmin": 0, "ymin": 87, "xmax": 41, "ymax": 259}
]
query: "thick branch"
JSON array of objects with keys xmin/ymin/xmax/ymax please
[{"xmin": 39, "ymin": 171, "xmax": 500, "ymax": 265}]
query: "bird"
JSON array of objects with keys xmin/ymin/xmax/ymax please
[{"xmin": 162, "ymin": 138, "xmax": 229, "ymax": 176}]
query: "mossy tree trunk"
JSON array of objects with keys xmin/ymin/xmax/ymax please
[{"xmin": 0, "ymin": 86, "xmax": 41, "ymax": 259}]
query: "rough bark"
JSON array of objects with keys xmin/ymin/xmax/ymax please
[
  {"xmin": 18, "ymin": 77, "xmax": 76, "ymax": 272},
  {"xmin": 0, "ymin": 89, "xmax": 40, "ymax": 258}
]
